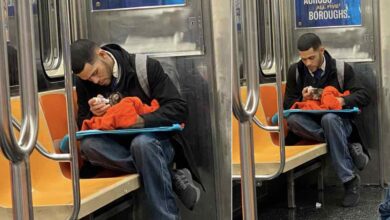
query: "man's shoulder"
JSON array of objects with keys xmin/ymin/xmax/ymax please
[
  {"xmin": 101, "ymin": 43, "xmax": 122, "ymax": 51},
  {"xmin": 288, "ymin": 61, "xmax": 304, "ymax": 75}
]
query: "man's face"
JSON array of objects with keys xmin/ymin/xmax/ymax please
[
  {"xmin": 298, "ymin": 47, "xmax": 324, "ymax": 72},
  {"xmin": 77, "ymin": 49, "xmax": 113, "ymax": 86}
]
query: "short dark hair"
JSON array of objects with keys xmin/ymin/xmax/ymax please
[
  {"xmin": 71, "ymin": 39, "xmax": 99, "ymax": 74},
  {"xmin": 297, "ymin": 33, "xmax": 322, "ymax": 51}
]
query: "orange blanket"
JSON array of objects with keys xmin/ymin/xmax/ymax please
[
  {"xmin": 291, "ymin": 86, "xmax": 350, "ymax": 110},
  {"xmin": 81, "ymin": 97, "xmax": 159, "ymax": 130}
]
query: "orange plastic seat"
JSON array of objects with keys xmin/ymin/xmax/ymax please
[
  {"xmin": 232, "ymin": 86, "xmax": 327, "ymax": 177},
  {"xmin": 0, "ymin": 96, "xmax": 140, "ymax": 219}
]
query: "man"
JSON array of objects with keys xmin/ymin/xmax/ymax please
[
  {"xmin": 71, "ymin": 39, "xmax": 201, "ymax": 219},
  {"xmin": 284, "ymin": 33, "xmax": 370, "ymax": 207}
]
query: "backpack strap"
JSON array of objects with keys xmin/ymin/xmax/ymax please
[
  {"xmin": 335, "ymin": 59, "xmax": 345, "ymax": 90},
  {"xmin": 135, "ymin": 54, "xmax": 151, "ymax": 98},
  {"xmin": 295, "ymin": 63, "xmax": 300, "ymax": 85}
]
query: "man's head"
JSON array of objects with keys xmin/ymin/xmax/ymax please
[
  {"xmin": 71, "ymin": 39, "xmax": 114, "ymax": 86},
  {"xmin": 297, "ymin": 33, "xmax": 325, "ymax": 72}
]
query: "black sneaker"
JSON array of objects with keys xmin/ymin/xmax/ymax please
[
  {"xmin": 349, "ymin": 143, "xmax": 369, "ymax": 171},
  {"xmin": 342, "ymin": 174, "xmax": 360, "ymax": 207},
  {"xmin": 172, "ymin": 168, "xmax": 201, "ymax": 210}
]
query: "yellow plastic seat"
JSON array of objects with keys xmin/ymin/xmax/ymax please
[
  {"xmin": 0, "ymin": 95, "xmax": 140, "ymax": 219},
  {"xmin": 232, "ymin": 85, "xmax": 327, "ymax": 177}
]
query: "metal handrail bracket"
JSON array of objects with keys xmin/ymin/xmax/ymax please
[{"xmin": 253, "ymin": 0, "xmax": 286, "ymax": 181}]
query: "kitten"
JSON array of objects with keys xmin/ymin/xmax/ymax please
[
  {"xmin": 108, "ymin": 92, "xmax": 123, "ymax": 106},
  {"xmin": 93, "ymin": 92, "xmax": 123, "ymax": 106},
  {"xmin": 308, "ymin": 86, "xmax": 324, "ymax": 100}
]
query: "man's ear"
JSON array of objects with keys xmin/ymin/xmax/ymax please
[
  {"xmin": 97, "ymin": 48, "xmax": 106, "ymax": 58},
  {"xmin": 319, "ymin": 46, "xmax": 325, "ymax": 54}
]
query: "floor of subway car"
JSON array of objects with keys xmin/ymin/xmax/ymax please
[{"xmin": 258, "ymin": 185, "xmax": 384, "ymax": 220}]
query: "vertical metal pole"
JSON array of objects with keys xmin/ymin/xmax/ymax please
[
  {"xmin": 232, "ymin": 0, "xmax": 259, "ymax": 218},
  {"xmin": 0, "ymin": 0, "xmax": 38, "ymax": 219},
  {"xmin": 58, "ymin": 1, "xmax": 81, "ymax": 219},
  {"xmin": 10, "ymin": 159, "xmax": 34, "ymax": 220},
  {"xmin": 239, "ymin": 121, "xmax": 258, "ymax": 219}
]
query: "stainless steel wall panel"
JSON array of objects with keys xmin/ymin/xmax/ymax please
[
  {"xmin": 379, "ymin": 0, "xmax": 390, "ymax": 184},
  {"xmin": 86, "ymin": 0, "xmax": 204, "ymax": 57}
]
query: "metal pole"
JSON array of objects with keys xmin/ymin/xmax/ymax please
[
  {"xmin": 58, "ymin": 1, "xmax": 81, "ymax": 219},
  {"xmin": 0, "ymin": 0, "xmax": 39, "ymax": 219},
  {"xmin": 238, "ymin": 121, "xmax": 257, "ymax": 220},
  {"xmin": 10, "ymin": 159, "xmax": 34, "ymax": 220},
  {"xmin": 232, "ymin": 0, "xmax": 259, "ymax": 218}
]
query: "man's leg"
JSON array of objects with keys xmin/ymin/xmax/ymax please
[
  {"xmin": 130, "ymin": 134, "xmax": 179, "ymax": 220},
  {"xmin": 286, "ymin": 113, "xmax": 325, "ymax": 142},
  {"xmin": 321, "ymin": 113, "xmax": 354, "ymax": 183},
  {"xmin": 321, "ymin": 113, "xmax": 360, "ymax": 207},
  {"xmin": 80, "ymin": 135, "xmax": 137, "ymax": 173}
]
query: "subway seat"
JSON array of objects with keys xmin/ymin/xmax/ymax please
[
  {"xmin": 0, "ymin": 91, "xmax": 140, "ymax": 219},
  {"xmin": 232, "ymin": 84, "xmax": 327, "ymax": 177}
]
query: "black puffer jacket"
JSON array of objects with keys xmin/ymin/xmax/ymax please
[{"xmin": 75, "ymin": 44, "xmax": 202, "ymax": 187}]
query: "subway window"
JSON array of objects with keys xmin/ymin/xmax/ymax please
[
  {"xmin": 39, "ymin": 0, "xmax": 62, "ymax": 76},
  {"xmin": 257, "ymin": 0, "xmax": 275, "ymax": 76}
]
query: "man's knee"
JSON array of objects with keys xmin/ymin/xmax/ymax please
[
  {"xmin": 80, "ymin": 137, "xmax": 101, "ymax": 153},
  {"xmin": 130, "ymin": 134, "xmax": 160, "ymax": 157},
  {"xmin": 287, "ymin": 114, "xmax": 303, "ymax": 129},
  {"xmin": 321, "ymin": 113, "xmax": 340, "ymax": 128}
]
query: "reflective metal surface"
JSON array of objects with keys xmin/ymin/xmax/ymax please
[
  {"xmin": 0, "ymin": 0, "xmax": 39, "ymax": 219},
  {"xmin": 379, "ymin": 0, "xmax": 390, "ymax": 184},
  {"xmin": 12, "ymin": 117, "xmax": 71, "ymax": 161},
  {"xmin": 58, "ymin": 0, "xmax": 81, "ymax": 218},
  {"xmin": 209, "ymin": 0, "xmax": 232, "ymax": 218},
  {"xmin": 86, "ymin": 0, "xmax": 204, "ymax": 56},
  {"xmin": 232, "ymin": 0, "xmax": 260, "ymax": 217}
]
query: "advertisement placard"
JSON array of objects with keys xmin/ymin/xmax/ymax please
[{"xmin": 295, "ymin": 0, "xmax": 361, "ymax": 28}]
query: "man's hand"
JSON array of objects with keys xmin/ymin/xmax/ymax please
[
  {"xmin": 336, "ymin": 97, "xmax": 345, "ymax": 107},
  {"xmin": 302, "ymin": 86, "xmax": 313, "ymax": 101},
  {"xmin": 88, "ymin": 96, "xmax": 110, "ymax": 116}
]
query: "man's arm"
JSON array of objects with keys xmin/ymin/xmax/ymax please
[
  {"xmin": 76, "ymin": 78, "xmax": 93, "ymax": 129},
  {"xmin": 140, "ymin": 58, "xmax": 188, "ymax": 127},
  {"xmin": 284, "ymin": 64, "xmax": 303, "ymax": 109},
  {"xmin": 342, "ymin": 64, "xmax": 370, "ymax": 108}
]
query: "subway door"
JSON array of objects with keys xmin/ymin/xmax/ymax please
[
  {"xmin": 281, "ymin": 0, "xmax": 380, "ymax": 185},
  {"xmin": 73, "ymin": 0, "xmax": 231, "ymax": 219}
]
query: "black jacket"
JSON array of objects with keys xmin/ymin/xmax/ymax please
[
  {"xmin": 284, "ymin": 50, "xmax": 370, "ymax": 110},
  {"xmin": 75, "ymin": 44, "xmax": 202, "ymax": 187},
  {"xmin": 283, "ymin": 51, "xmax": 371, "ymax": 155}
]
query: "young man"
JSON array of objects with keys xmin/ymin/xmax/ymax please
[
  {"xmin": 284, "ymin": 33, "xmax": 370, "ymax": 207},
  {"xmin": 71, "ymin": 39, "xmax": 201, "ymax": 219}
]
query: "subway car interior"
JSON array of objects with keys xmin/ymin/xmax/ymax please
[{"xmin": 1, "ymin": 0, "xmax": 390, "ymax": 220}]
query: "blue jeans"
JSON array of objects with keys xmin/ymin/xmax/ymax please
[
  {"xmin": 286, "ymin": 113, "xmax": 354, "ymax": 183},
  {"xmin": 379, "ymin": 188, "xmax": 390, "ymax": 220},
  {"xmin": 80, "ymin": 133, "xmax": 179, "ymax": 220}
]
